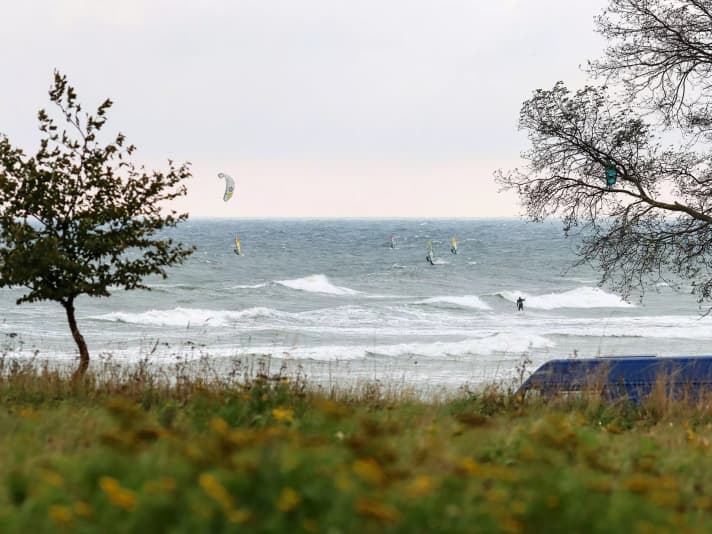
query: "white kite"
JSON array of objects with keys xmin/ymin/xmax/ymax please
[{"xmin": 218, "ymin": 173, "xmax": 235, "ymax": 202}]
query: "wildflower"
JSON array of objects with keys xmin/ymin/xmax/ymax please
[
  {"xmin": 354, "ymin": 498, "xmax": 400, "ymax": 523},
  {"xmin": 99, "ymin": 476, "xmax": 137, "ymax": 511},
  {"xmin": 74, "ymin": 500, "xmax": 93, "ymax": 517},
  {"xmin": 352, "ymin": 458, "xmax": 385, "ymax": 486},
  {"xmin": 276, "ymin": 487, "xmax": 301, "ymax": 512},
  {"xmin": 405, "ymin": 475, "xmax": 435, "ymax": 498},
  {"xmin": 49, "ymin": 505, "xmax": 73, "ymax": 526},
  {"xmin": 199, "ymin": 473, "xmax": 234, "ymax": 510},
  {"xmin": 457, "ymin": 457, "xmax": 481, "ymax": 476},
  {"xmin": 227, "ymin": 508, "xmax": 251, "ymax": 524},
  {"xmin": 210, "ymin": 417, "xmax": 229, "ymax": 435},
  {"xmin": 272, "ymin": 407, "xmax": 294, "ymax": 423},
  {"xmin": 456, "ymin": 458, "xmax": 518, "ymax": 481}
]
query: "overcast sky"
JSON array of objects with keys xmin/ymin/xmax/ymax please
[{"xmin": 1, "ymin": 0, "xmax": 607, "ymax": 218}]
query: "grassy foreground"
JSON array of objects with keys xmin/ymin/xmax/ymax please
[{"xmin": 1, "ymin": 359, "xmax": 712, "ymax": 533}]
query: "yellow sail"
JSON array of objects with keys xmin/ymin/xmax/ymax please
[
  {"xmin": 234, "ymin": 237, "xmax": 242, "ymax": 255},
  {"xmin": 451, "ymin": 236, "xmax": 458, "ymax": 254}
]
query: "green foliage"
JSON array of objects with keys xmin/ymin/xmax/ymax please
[
  {"xmin": 2, "ymin": 367, "xmax": 712, "ymax": 532},
  {"xmin": 0, "ymin": 72, "xmax": 193, "ymax": 373}
]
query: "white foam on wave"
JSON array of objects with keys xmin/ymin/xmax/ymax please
[
  {"xmin": 234, "ymin": 334, "xmax": 554, "ymax": 361},
  {"xmin": 532, "ymin": 314, "xmax": 712, "ymax": 340},
  {"xmin": 500, "ymin": 287, "xmax": 634, "ymax": 310},
  {"xmin": 229, "ymin": 283, "xmax": 269, "ymax": 289},
  {"xmin": 89, "ymin": 307, "xmax": 285, "ymax": 327},
  {"xmin": 275, "ymin": 274, "xmax": 360, "ymax": 296},
  {"xmin": 418, "ymin": 295, "xmax": 492, "ymax": 310}
]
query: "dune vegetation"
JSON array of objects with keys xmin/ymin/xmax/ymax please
[{"xmin": 0, "ymin": 356, "xmax": 710, "ymax": 533}]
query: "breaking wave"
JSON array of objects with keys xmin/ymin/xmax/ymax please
[
  {"xmin": 498, "ymin": 287, "xmax": 634, "ymax": 310},
  {"xmin": 275, "ymin": 274, "xmax": 360, "ymax": 295}
]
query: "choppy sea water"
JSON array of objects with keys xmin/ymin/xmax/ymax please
[{"xmin": 1, "ymin": 219, "xmax": 710, "ymax": 391}]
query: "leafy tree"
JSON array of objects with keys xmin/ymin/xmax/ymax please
[
  {"xmin": 497, "ymin": 0, "xmax": 712, "ymax": 306},
  {"xmin": 0, "ymin": 72, "xmax": 194, "ymax": 375}
]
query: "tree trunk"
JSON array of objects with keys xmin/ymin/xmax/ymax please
[{"xmin": 63, "ymin": 298, "xmax": 90, "ymax": 376}]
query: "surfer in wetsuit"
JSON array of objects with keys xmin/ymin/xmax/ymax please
[{"xmin": 516, "ymin": 296, "xmax": 525, "ymax": 311}]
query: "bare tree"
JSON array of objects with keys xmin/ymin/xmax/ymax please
[
  {"xmin": 497, "ymin": 0, "xmax": 712, "ymax": 306},
  {"xmin": 591, "ymin": 0, "xmax": 712, "ymax": 131}
]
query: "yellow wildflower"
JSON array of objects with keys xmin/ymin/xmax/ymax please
[
  {"xmin": 227, "ymin": 508, "xmax": 251, "ymax": 524},
  {"xmin": 49, "ymin": 505, "xmax": 73, "ymax": 526},
  {"xmin": 74, "ymin": 500, "xmax": 93, "ymax": 517},
  {"xmin": 457, "ymin": 457, "xmax": 480, "ymax": 476},
  {"xmin": 405, "ymin": 475, "xmax": 436, "ymax": 498},
  {"xmin": 276, "ymin": 487, "xmax": 301, "ymax": 512},
  {"xmin": 272, "ymin": 407, "xmax": 294, "ymax": 423},
  {"xmin": 199, "ymin": 473, "xmax": 234, "ymax": 510},
  {"xmin": 352, "ymin": 458, "xmax": 385, "ymax": 486},
  {"xmin": 99, "ymin": 476, "xmax": 137, "ymax": 511},
  {"xmin": 210, "ymin": 417, "xmax": 229, "ymax": 435}
]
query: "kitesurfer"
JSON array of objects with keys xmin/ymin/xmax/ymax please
[{"xmin": 516, "ymin": 296, "xmax": 525, "ymax": 312}]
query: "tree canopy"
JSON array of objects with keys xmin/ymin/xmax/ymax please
[
  {"xmin": 497, "ymin": 0, "xmax": 712, "ymax": 306},
  {"xmin": 0, "ymin": 72, "xmax": 194, "ymax": 374}
]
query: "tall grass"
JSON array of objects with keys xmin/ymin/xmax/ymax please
[{"xmin": 1, "ymin": 355, "xmax": 712, "ymax": 532}]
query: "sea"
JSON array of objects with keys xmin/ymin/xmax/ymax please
[{"xmin": 1, "ymin": 218, "xmax": 710, "ymax": 393}]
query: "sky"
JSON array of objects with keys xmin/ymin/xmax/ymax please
[{"xmin": 1, "ymin": 0, "xmax": 607, "ymax": 218}]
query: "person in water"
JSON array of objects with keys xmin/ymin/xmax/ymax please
[
  {"xmin": 426, "ymin": 251, "xmax": 435, "ymax": 265},
  {"xmin": 516, "ymin": 296, "xmax": 525, "ymax": 311}
]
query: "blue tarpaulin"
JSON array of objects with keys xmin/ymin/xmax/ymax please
[{"xmin": 518, "ymin": 356, "xmax": 712, "ymax": 403}]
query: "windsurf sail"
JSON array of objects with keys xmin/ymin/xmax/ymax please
[
  {"xmin": 218, "ymin": 173, "xmax": 235, "ymax": 202},
  {"xmin": 451, "ymin": 237, "xmax": 458, "ymax": 254},
  {"xmin": 234, "ymin": 236, "xmax": 242, "ymax": 255},
  {"xmin": 426, "ymin": 240, "xmax": 435, "ymax": 265},
  {"xmin": 390, "ymin": 236, "xmax": 396, "ymax": 249}
]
